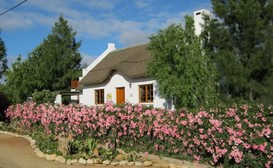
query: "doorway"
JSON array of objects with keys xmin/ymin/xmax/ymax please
[{"xmin": 116, "ymin": 87, "xmax": 125, "ymax": 104}]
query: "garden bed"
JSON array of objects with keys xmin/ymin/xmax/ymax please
[{"xmin": 3, "ymin": 102, "xmax": 273, "ymax": 168}]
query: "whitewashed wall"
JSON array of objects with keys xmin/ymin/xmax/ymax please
[
  {"xmin": 54, "ymin": 94, "xmax": 62, "ymax": 104},
  {"xmin": 79, "ymin": 72, "xmax": 173, "ymax": 109}
]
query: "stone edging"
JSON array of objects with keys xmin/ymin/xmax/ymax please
[{"xmin": 0, "ymin": 130, "xmax": 155, "ymax": 167}]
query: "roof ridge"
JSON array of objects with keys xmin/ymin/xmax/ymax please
[{"xmin": 110, "ymin": 43, "xmax": 149, "ymax": 53}]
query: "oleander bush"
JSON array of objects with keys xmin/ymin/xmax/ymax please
[{"xmin": 4, "ymin": 101, "xmax": 273, "ymax": 167}]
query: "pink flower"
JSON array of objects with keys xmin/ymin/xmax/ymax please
[
  {"xmin": 173, "ymin": 148, "xmax": 179, "ymax": 153},
  {"xmin": 243, "ymin": 143, "xmax": 251, "ymax": 149},
  {"xmin": 197, "ymin": 118, "xmax": 203, "ymax": 125},
  {"xmin": 253, "ymin": 144, "xmax": 259, "ymax": 150},
  {"xmin": 194, "ymin": 155, "xmax": 200, "ymax": 161},
  {"xmin": 193, "ymin": 137, "xmax": 200, "ymax": 145},
  {"xmin": 211, "ymin": 127, "xmax": 216, "ymax": 131},
  {"xmin": 202, "ymin": 141, "xmax": 207, "ymax": 147},
  {"xmin": 209, "ymin": 119, "xmax": 222, "ymax": 128},
  {"xmin": 259, "ymin": 144, "xmax": 266, "ymax": 152},
  {"xmin": 236, "ymin": 123, "xmax": 242, "ymax": 129},
  {"xmin": 154, "ymin": 144, "xmax": 159, "ymax": 150},
  {"xmin": 229, "ymin": 147, "xmax": 243, "ymax": 163},
  {"xmin": 181, "ymin": 120, "xmax": 187, "ymax": 126},
  {"xmin": 261, "ymin": 127, "xmax": 272, "ymax": 138},
  {"xmin": 212, "ymin": 153, "xmax": 219, "ymax": 163},
  {"xmin": 265, "ymin": 161, "xmax": 272, "ymax": 168},
  {"xmin": 144, "ymin": 151, "xmax": 149, "ymax": 157},
  {"xmin": 200, "ymin": 134, "xmax": 208, "ymax": 140},
  {"xmin": 235, "ymin": 115, "xmax": 240, "ymax": 122},
  {"xmin": 180, "ymin": 113, "xmax": 186, "ymax": 117},
  {"xmin": 259, "ymin": 142, "xmax": 267, "ymax": 153},
  {"xmin": 243, "ymin": 118, "xmax": 248, "ymax": 123},
  {"xmin": 226, "ymin": 108, "xmax": 237, "ymax": 117},
  {"xmin": 241, "ymin": 104, "xmax": 249, "ymax": 111}
]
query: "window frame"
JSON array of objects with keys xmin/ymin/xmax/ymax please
[
  {"xmin": 139, "ymin": 84, "xmax": 154, "ymax": 103},
  {"xmin": 95, "ymin": 89, "xmax": 104, "ymax": 104}
]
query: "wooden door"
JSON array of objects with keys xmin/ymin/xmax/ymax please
[{"xmin": 116, "ymin": 87, "xmax": 125, "ymax": 104}]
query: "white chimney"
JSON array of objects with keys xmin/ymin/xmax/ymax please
[
  {"xmin": 193, "ymin": 9, "xmax": 212, "ymax": 36},
  {"xmin": 108, "ymin": 43, "xmax": 116, "ymax": 50}
]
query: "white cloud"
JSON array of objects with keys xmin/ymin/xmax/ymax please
[
  {"xmin": 0, "ymin": 0, "xmax": 212, "ymax": 52},
  {"xmin": 165, "ymin": 12, "xmax": 188, "ymax": 26},
  {"xmin": 85, "ymin": 0, "xmax": 116, "ymax": 10},
  {"xmin": 81, "ymin": 53, "xmax": 96, "ymax": 67},
  {"xmin": 119, "ymin": 30, "xmax": 150, "ymax": 46},
  {"xmin": 26, "ymin": 0, "xmax": 83, "ymax": 17},
  {"xmin": 6, "ymin": 55, "xmax": 25, "ymax": 68},
  {"xmin": 112, "ymin": 19, "xmax": 141, "ymax": 31},
  {"xmin": 134, "ymin": 0, "xmax": 150, "ymax": 8},
  {"xmin": 69, "ymin": 16, "xmax": 143, "ymax": 40},
  {"xmin": 0, "ymin": 12, "xmax": 33, "ymax": 30},
  {"xmin": 70, "ymin": 18, "xmax": 110, "ymax": 38}
]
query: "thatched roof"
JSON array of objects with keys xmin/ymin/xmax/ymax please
[{"xmin": 80, "ymin": 43, "xmax": 152, "ymax": 85}]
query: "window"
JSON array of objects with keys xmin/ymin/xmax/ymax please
[
  {"xmin": 95, "ymin": 89, "xmax": 104, "ymax": 104},
  {"xmin": 139, "ymin": 84, "xmax": 153, "ymax": 103}
]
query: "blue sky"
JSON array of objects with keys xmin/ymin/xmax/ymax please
[{"xmin": 0, "ymin": 0, "xmax": 211, "ymax": 66}]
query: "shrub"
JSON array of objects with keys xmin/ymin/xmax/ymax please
[
  {"xmin": 32, "ymin": 131, "xmax": 60, "ymax": 155},
  {"xmin": 5, "ymin": 101, "xmax": 273, "ymax": 167},
  {"xmin": 0, "ymin": 91, "xmax": 10, "ymax": 121},
  {"xmin": 32, "ymin": 89, "xmax": 57, "ymax": 104}
]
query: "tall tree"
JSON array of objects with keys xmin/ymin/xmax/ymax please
[
  {"xmin": 148, "ymin": 16, "xmax": 217, "ymax": 109},
  {"xmin": 34, "ymin": 15, "xmax": 82, "ymax": 91},
  {"xmin": 0, "ymin": 34, "xmax": 8, "ymax": 81},
  {"xmin": 203, "ymin": 0, "xmax": 273, "ymax": 102},
  {"xmin": 5, "ymin": 15, "xmax": 82, "ymax": 103}
]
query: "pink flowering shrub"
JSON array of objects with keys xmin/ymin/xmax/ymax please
[{"xmin": 5, "ymin": 101, "xmax": 273, "ymax": 167}]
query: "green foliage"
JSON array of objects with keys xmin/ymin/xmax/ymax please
[
  {"xmin": 203, "ymin": 0, "xmax": 273, "ymax": 103},
  {"xmin": 4, "ymin": 15, "xmax": 82, "ymax": 104},
  {"xmin": 5, "ymin": 56, "xmax": 42, "ymax": 103},
  {"xmin": 32, "ymin": 89, "xmax": 57, "ymax": 104},
  {"xmin": 125, "ymin": 151, "xmax": 141, "ymax": 162},
  {"xmin": 62, "ymin": 96, "xmax": 71, "ymax": 105},
  {"xmin": 68, "ymin": 139, "xmax": 85, "ymax": 157},
  {"xmin": 148, "ymin": 16, "xmax": 217, "ymax": 109},
  {"xmin": 32, "ymin": 15, "xmax": 82, "ymax": 91},
  {"xmin": 0, "ymin": 34, "xmax": 8, "ymax": 81},
  {"xmin": 86, "ymin": 138, "xmax": 97, "ymax": 156},
  {"xmin": 0, "ymin": 91, "xmax": 9, "ymax": 121},
  {"xmin": 32, "ymin": 131, "xmax": 59, "ymax": 155},
  {"xmin": 67, "ymin": 137, "xmax": 117, "ymax": 160},
  {"xmin": 99, "ymin": 148, "xmax": 118, "ymax": 161},
  {"xmin": 68, "ymin": 138, "xmax": 95, "ymax": 158}
]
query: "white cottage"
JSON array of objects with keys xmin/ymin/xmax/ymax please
[
  {"xmin": 79, "ymin": 43, "xmax": 172, "ymax": 109},
  {"xmin": 78, "ymin": 9, "xmax": 210, "ymax": 109}
]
